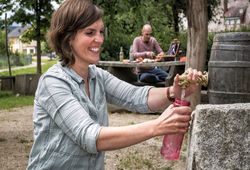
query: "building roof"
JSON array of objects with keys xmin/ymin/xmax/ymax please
[
  {"xmin": 224, "ymin": 6, "xmax": 247, "ymax": 18},
  {"xmin": 8, "ymin": 26, "xmax": 30, "ymax": 38}
]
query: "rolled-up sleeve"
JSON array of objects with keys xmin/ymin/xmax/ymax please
[{"xmin": 98, "ymin": 69, "xmax": 152, "ymax": 113}]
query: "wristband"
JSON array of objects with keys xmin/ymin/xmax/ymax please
[{"xmin": 166, "ymin": 87, "xmax": 175, "ymax": 102}]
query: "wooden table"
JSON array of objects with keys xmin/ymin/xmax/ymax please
[
  {"xmin": 96, "ymin": 61, "xmax": 186, "ymax": 85},
  {"xmin": 97, "ymin": 61, "xmax": 185, "ymax": 68}
]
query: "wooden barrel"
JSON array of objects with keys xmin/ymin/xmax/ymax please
[{"xmin": 208, "ymin": 32, "xmax": 250, "ymax": 104}]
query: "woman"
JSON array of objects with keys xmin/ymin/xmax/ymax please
[{"xmin": 27, "ymin": 0, "xmax": 201, "ymax": 169}]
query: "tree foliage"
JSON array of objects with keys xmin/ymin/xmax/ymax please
[
  {"xmin": 0, "ymin": 0, "xmax": 61, "ymax": 41},
  {"xmin": 93, "ymin": 0, "xmax": 177, "ymax": 60},
  {"xmin": 92, "ymin": 0, "xmax": 219, "ymax": 60},
  {"xmin": 0, "ymin": 29, "xmax": 6, "ymax": 55},
  {"xmin": 0, "ymin": 0, "xmax": 220, "ymax": 62},
  {"xmin": 0, "ymin": 0, "xmax": 62, "ymax": 73}
]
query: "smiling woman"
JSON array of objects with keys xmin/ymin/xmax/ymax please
[
  {"xmin": 27, "ymin": 0, "xmax": 202, "ymax": 169},
  {"xmin": 48, "ymin": 0, "xmax": 103, "ymax": 68},
  {"xmin": 69, "ymin": 19, "xmax": 104, "ymax": 71}
]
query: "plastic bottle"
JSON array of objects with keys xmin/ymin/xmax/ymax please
[
  {"xmin": 160, "ymin": 98, "xmax": 191, "ymax": 160},
  {"xmin": 119, "ymin": 46, "xmax": 124, "ymax": 62}
]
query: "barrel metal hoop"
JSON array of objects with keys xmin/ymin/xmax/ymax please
[
  {"xmin": 208, "ymin": 61, "xmax": 250, "ymax": 67},
  {"xmin": 208, "ymin": 90, "xmax": 250, "ymax": 95},
  {"xmin": 212, "ymin": 44, "xmax": 250, "ymax": 51}
]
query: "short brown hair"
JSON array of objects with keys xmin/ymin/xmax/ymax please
[{"xmin": 48, "ymin": 0, "xmax": 103, "ymax": 66}]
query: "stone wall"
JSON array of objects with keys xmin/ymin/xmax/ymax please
[{"xmin": 187, "ymin": 103, "xmax": 250, "ymax": 170}]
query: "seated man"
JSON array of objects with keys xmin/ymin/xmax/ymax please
[{"xmin": 131, "ymin": 24, "xmax": 168, "ymax": 84}]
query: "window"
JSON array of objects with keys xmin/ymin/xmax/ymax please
[
  {"xmin": 23, "ymin": 49, "xmax": 27, "ymax": 54},
  {"xmin": 229, "ymin": 19, "xmax": 235, "ymax": 25},
  {"xmin": 225, "ymin": 20, "xmax": 229, "ymax": 25}
]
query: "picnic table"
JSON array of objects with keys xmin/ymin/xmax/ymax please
[{"xmin": 96, "ymin": 60, "xmax": 186, "ymax": 86}]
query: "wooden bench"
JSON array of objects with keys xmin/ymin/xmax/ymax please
[{"xmin": 96, "ymin": 61, "xmax": 185, "ymax": 87}]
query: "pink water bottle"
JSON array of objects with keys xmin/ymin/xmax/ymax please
[{"xmin": 160, "ymin": 99, "xmax": 191, "ymax": 160}]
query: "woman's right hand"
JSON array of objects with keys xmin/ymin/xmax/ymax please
[{"xmin": 154, "ymin": 104, "xmax": 192, "ymax": 136}]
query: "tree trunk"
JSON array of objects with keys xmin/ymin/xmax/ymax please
[
  {"xmin": 172, "ymin": 2, "xmax": 179, "ymax": 36},
  {"xmin": 223, "ymin": 0, "xmax": 228, "ymax": 13},
  {"xmin": 186, "ymin": 0, "xmax": 208, "ymax": 107},
  {"xmin": 36, "ymin": 0, "xmax": 42, "ymax": 74},
  {"xmin": 5, "ymin": 13, "xmax": 12, "ymax": 76}
]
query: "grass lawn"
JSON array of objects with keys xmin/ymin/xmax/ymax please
[
  {"xmin": 0, "ymin": 58, "xmax": 57, "ymax": 110},
  {"xmin": 0, "ymin": 58, "xmax": 57, "ymax": 76},
  {"xmin": 0, "ymin": 91, "xmax": 34, "ymax": 110}
]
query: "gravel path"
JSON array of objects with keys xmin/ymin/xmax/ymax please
[{"xmin": 0, "ymin": 106, "xmax": 186, "ymax": 170}]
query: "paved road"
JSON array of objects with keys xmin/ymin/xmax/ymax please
[
  {"xmin": 0, "ymin": 55, "xmax": 53, "ymax": 73},
  {"xmin": 0, "ymin": 62, "xmax": 42, "ymax": 73}
]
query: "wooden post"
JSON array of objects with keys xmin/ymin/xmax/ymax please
[
  {"xmin": 186, "ymin": 0, "xmax": 208, "ymax": 107},
  {"xmin": 5, "ymin": 13, "xmax": 12, "ymax": 77}
]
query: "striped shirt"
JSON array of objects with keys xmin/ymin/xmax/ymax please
[{"xmin": 27, "ymin": 63, "xmax": 152, "ymax": 170}]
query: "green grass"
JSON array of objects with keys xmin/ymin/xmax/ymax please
[
  {"xmin": 0, "ymin": 91, "xmax": 34, "ymax": 110},
  {"xmin": 0, "ymin": 59, "xmax": 57, "ymax": 110},
  {"xmin": 0, "ymin": 58, "xmax": 57, "ymax": 76}
]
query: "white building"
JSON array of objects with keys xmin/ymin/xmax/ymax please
[
  {"xmin": 208, "ymin": 0, "xmax": 250, "ymax": 32},
  {"xmin": 8, "ymin": 26, "xmax": 36, "ymax": 55}
]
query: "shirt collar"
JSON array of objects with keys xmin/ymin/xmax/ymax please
[{"xmin": 60, "ymin": 63, "xmax": 97, "ymax": 84}]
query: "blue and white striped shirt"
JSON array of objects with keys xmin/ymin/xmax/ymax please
[{"xmin": 27, "ymin": 63, "xmax": 152, "ymax": 170}]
